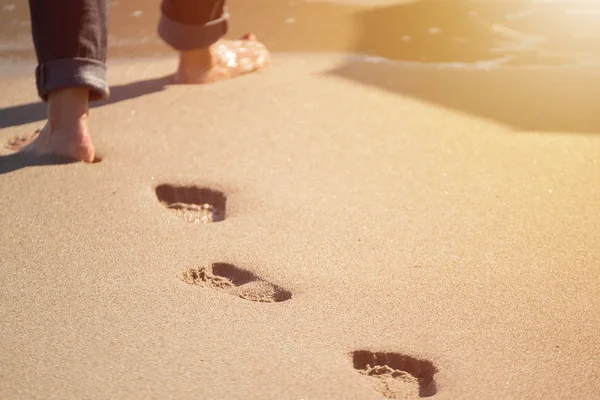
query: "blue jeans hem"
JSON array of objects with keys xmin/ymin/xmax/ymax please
[
  {"xmin": 157, "ymin": 11, "xmax": 229, "ymax": 51},
  {"xmin": 36, "ymin": 58, "xmax": 109, "ymax": 102}
]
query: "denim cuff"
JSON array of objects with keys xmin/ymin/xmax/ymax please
[
  {"xmin": 35, "ymin": 58, "xmax": 109, "ymax": 102},
  {"xmin": 158, "ymin": 11, "xmax": 229, "ymax": 51}
]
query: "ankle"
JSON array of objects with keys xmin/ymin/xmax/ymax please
[
  {"xmin": 47, "ymin": 88, "xmax": 90, "ymax": 135},
  {"xmin": 179, "ymin": 47, "xmax": 213, "ymax": 72}
]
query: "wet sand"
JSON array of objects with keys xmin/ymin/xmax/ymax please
[
  {"xmin": 2, "ymin": 0, "xmax": 600, "ymax": 64},
  {"xmin": 1, "ymin": 1, "xmax": 600, "ymax": 399}
]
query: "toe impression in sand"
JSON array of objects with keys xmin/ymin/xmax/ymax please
[
  {"xmin": 352, "ymin": 350, "xmax": 438, "ymax": 399},
  {"xmin": 181, "ymin": 263, "xmax": 292, "ymax": 303}
]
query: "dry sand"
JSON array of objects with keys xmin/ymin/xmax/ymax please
[{"xmin": 1, "ymin": 53, "xmax": 600, "ymax": 399}]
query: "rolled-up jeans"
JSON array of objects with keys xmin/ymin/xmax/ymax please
[{"xmin": 27, "ymin": 0, "xmax": 228, "ymax": 102}]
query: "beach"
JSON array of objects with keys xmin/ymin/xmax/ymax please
[{"xmin": 1, "ymin": 1, "xmax": 600, "ymax": 399}]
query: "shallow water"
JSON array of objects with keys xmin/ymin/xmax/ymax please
[
  {"xmin": 1, "ymin": 0, "xmax": 600, "ymax": 66},
  {"xmin": 2, "ymin": 1, "xmax": 600, "ymax": 134}
]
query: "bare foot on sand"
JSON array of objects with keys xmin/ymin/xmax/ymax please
[
  {"xmin": 7, "ymin": 88, "xmax": 96, "ymax": 163},
  {"xmin": 175, "ymin": 33, "xmax": 270, "ymax": 84},
  {"xmin": 8, "ymin": 122, "xmax": 95, "ymax": 163}
]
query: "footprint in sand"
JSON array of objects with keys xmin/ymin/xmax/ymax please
[
  {"xmin": 352, "ymin": 350, "xmax": 438, "ymax": 399},
  {"xmin": 5, "ymin": 130, "xmax": 40, "ymax": 151},
  {"xmin": 155, "ymin": 184, "xmax": 226, "ymax": 223},
  {"xmin": 181, "ymin": 263, "xmax": 292, "ymax": 303}
]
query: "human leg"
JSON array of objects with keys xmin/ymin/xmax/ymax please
[
  {"xmin": 14, "ymin": 0, "xmax": 109, "ymax": 162},
  {"xmin": 157, "ymin": 0, "xmax": 270, "ymax": 83}
]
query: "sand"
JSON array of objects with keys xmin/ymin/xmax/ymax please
[{"xmin": 1, "ymin": 52, "xmax": 600, "ymax": 399}]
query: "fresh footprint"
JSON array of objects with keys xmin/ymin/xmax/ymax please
[
  {"xmin": 352, "ymin": 351, "xmax": 438, "ymax": 399},
  {"xmin": 5, "ymin": 130, "xmax": 40, "ymax": 151},
  {"xmin": 181, "ymin": 263, "xmax": 292, "ymax": 303},
  {"xmin": 155, "ymin": 184, "xmax": 226, "ymax": 223}
]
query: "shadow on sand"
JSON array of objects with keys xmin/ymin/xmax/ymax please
[
  {"xmin": 0, "ymin": 75, "xmax": 172, "ymax": 130},
  {"xmin": 0, "ymin": 152, "xmax": 82, "ymax": 175}
]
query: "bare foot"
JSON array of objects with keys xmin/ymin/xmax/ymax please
[
  {"xmin": 8, "ymin": 88, "xmax": 96, "ymax": 163},
  {"xmin": 175, "ymin": 33, "xmax": 270, "ymax": 84},
  {"xmin": 8, "ymin": 122, "xmax": 95, "ymax": 163}
]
